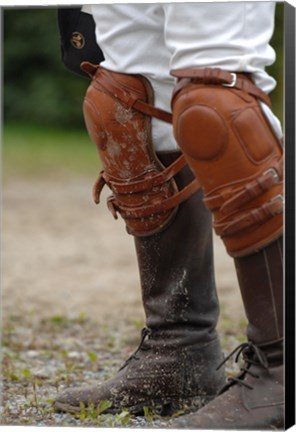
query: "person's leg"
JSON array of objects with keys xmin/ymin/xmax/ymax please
[
  {"xmin": 90, "ymin": 3, "xmax": 178, "ymax": 153},
  {"xmin": 166, "ymin": 2, "xmax": 284, "ymax": 428},
  {"xmin": 164, "ymin": 1, "xmax": 282, "ymax": 138},
  {"xmin": 54, "ymin": 4, "xmax": 225, "ymax": 415}
]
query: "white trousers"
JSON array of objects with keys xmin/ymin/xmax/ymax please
[{"xmin": 83, "ymin": 3, "xmax": 282, "ymax": 151}]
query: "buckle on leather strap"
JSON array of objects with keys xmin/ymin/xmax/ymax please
[
  {"xmin": 222, "ymin": 73, "xmax": 237, "ymax": 88},
  {"xmin": 263, "ymin": 167, "xmax": 280, "ymax": 183},
  {"xmin": 270, "ymin": 194, "xmax": 284, "ymax": 215}
]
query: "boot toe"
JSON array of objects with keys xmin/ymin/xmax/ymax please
[
  {"xmin": 169, "ymin": 379, "xmax": 284, "ymax": 430},
  {"xmin": 54, "ymin": 384, "xmax": 111, "ymax": 413}
]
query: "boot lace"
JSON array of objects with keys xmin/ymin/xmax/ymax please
[
  {"xmin": 217, "ymin": 341, "xmax": 269, "ymax": 393},
  {"xmin": 118, "ymin": 327, "xmax": 152, "ymax": 371}
]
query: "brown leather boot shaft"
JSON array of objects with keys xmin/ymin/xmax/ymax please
[
  {"xmin": 136, "ymin": 151, "xmax": 220, "ymax": 341},
  {"xmin": 234, "ymin": 237, "xmax": 283, "ymax": 347}
]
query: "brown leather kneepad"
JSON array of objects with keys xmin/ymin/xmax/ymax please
[
  {"xmin": 171, "ymin": 68, "xmax": 283, "ymax": 257},
  {"xmin": 81, "ymin": 63, "xmax": 199, "ymax": 236}
]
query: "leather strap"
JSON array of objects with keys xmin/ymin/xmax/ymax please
[
  {"xmin": 204, "ymin": 158, "xmax": 283, "ymax": 213},
  {"xmin": 105, "ymin": 154, "xmax": 188, "ymax": 194},
  {"xmin": 171, "ymin": 67, "xmax": 272, "ymax": 108},
  {"xmin": 107, "ymin": 178, "xmax": 200, "ymax": 220},
  {"xmin": 93, "ymin": 67, "xmax": 173, "ymax": 123},
  {"xmin": 92, "ymin": 154, "xmax": 200, "ymax": 205},
  {"xmin": 215, "ymin": 195, "xmax": 284, "ymax": 237}
]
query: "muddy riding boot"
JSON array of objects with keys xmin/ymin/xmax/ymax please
[
  {"xmin": 54, "ymin": 151, "xmax": 226, "ymax": 416},
  {"xmin": 170, "ymin": 236, "xmax": 284, "ymax": 429},
  {"xmin": 169, "ymin": 65, "xmax": 284, "ymax": 428}
]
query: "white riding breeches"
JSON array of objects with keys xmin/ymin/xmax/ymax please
[{"xmin": 82, "ymin": 3, "xmax": 282, "ymax": 151}]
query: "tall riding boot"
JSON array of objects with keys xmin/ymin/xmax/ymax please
[
  {"xmin": 169, "ymin": 66, "xmax": 284, "ymax": 429},
  {"xmin": 54, "ymin": 151, "xmax": 226, "ymax": 416},
  {"xmin": 171, "ymin": 236, "xmax": 284, "ymax": 429}
]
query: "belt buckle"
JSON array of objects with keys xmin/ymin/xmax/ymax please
[{"xmin": 222, "ymin": 72, "xmax": 237, "ymax": 88}]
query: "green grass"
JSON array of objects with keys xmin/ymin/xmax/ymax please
[{"xmin": 2, "ymin": 122, "xmax": 101, "ymax": 180}]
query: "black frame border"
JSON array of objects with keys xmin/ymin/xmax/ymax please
[{"xmin": 284, "ymin": 1, "xmax": 296, "ymax": 430}]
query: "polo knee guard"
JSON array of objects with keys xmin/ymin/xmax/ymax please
[
  {"xmin": 171, "ymin": 68, "xmax": 283, "ymax": 257},
  {"xmin": 81, "ymin": 63, "xmax": 199, "ymax": 236}
]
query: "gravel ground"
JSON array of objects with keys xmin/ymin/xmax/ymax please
[{"xmin": 2, "ymin": 177, "xmax": 247, "ymax": 428}]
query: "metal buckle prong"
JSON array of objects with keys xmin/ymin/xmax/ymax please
[{"xmin": 222, "ymin": 73, "xmax": 237, "ymax": 88}]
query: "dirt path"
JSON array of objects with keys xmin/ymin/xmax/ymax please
[{"xmin": 2, "ymin": 176, "xmax": 245, "ymax": 327}]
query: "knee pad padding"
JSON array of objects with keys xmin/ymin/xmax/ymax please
[
  {"xmin": 83, "ymin": 66, "xmax": 199, "ymax": 236},
  {"xmin": 172, "ymin": 80, "xmax": 283, "ymax": 257},
  {"xmin": 175, "ymin": 105, "xmax": 228, "ymax": 161}
]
